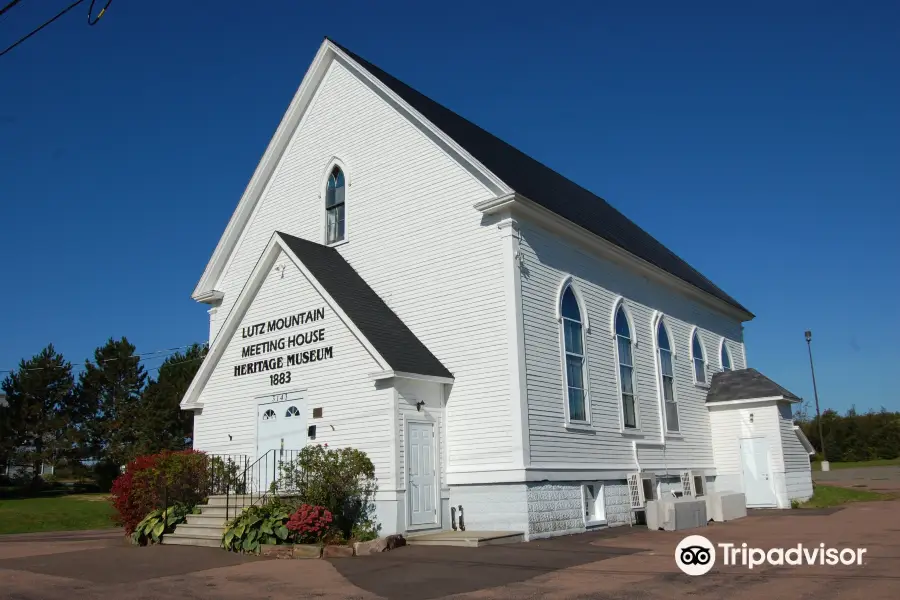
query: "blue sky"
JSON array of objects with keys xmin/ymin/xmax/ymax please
[{"xmin": 1, "ymin": 1, "xmax": 897, "ymax": 413}]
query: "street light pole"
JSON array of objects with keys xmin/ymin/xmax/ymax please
[{"xmin": 805, "ymin": 330, "xmax": 829, "ymax": 471}]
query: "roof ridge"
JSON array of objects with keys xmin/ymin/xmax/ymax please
[{"xmin": 327, "ymin": 38, "xmax": 751, "ymax": 317}]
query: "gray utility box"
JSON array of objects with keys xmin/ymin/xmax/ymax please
[
  {"xmin": 645, "ymin": 498, "xmax": 708, "ymax": 531},
  {"xmin": 705, "ymin": 492, "xmax": 747, "ymax": 522}
]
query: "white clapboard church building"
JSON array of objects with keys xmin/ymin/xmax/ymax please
[{"xmin": 181, "ymin": 38, "xmax": 814, "ymax": 540}]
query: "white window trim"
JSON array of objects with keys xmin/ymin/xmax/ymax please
[
  {"xmin": 652, "ymin": 312, "xmax": 680, "ymax": 434},
  {"xmin": 320, "ymin": 156, "xmax": 350, "ymax": 247},
  {"xmin": 581, "ymin": 482, "xmax": 607, "ymax": 527},
  {"xmin": 689, "ymin": 326, "xmax": 709, "ymax": 388},
  {"xmin": 719, "ymin": 338, "xmax": 734, "ymax": 372},
  {"xmin": 610, "ymin": 297, "xmax": 641, "ymax": 432},
  {"xmin": 556, "ymin": 276, "xmax": 592, "ymax": 428}
]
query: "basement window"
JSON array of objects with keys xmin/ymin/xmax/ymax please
[{"xmin": 582, "ymin": 483, "xmax": 606, "ymax": 526}]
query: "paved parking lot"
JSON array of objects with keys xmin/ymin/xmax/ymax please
[
  {"xmin": 1, "ymin": 493, "xmax": 898, "ymax": 599},
  {"xmin": 814, "ymin": 465, "xmax": 900, "ymax": 492}
]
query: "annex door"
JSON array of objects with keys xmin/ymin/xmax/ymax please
[
  {"xmin": 740, "ymin": 438, "xmax": 777, "ymax": 507},
  {"xmin": 256, "ymin": 397, "xmax": 307, "ymax": 492},
  {"xmin": 407, "ymin": 421, "xmax": 437, "ymax": 527}
]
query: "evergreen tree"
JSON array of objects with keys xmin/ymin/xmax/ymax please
[
  {"xmin": 0, "ymin": 345, "xmax": 77, "ymax": 480},
  {"xmin": 79, "ymin": 337, "xmax": 147, "ymax": 465},
  {"xmin": 134, "ymin": 344, "xmax": 207, "ymax": 455}
]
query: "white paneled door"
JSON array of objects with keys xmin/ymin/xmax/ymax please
[
  {"xmin": 407, "ymin": 421, "xmax": 437, "ymax": 527},
  {"xmin": 256, "ymin": 399, "xmax": 307, "ymax": 492},
  {"xmin": 740, "ymin": 437, "xmax": 777, "ymax": 507}
]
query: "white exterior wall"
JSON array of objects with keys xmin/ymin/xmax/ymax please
[
  {"xmin": 192, "ymin": 253, "xmax": 393, "ymax": 491},
  {"xmin": 708, "ymin": 402, "xmax": 788, "ymax": 506},
  {"xmin": 207, "ymin": 60, "xmax": 514, "ymax": 474},
  {"xmin": 518, "ymin": 221, "xmax": 747, "ymax": 474},
  {"xmin": 778, "ymin": 403, "xmax": 813, "ymax": 502}
]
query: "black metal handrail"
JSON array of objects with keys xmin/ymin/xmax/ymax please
[
  {"xmin": 224, "ymin": 448, "xmax": 303, "ymax": 522},
  {"xmin": 157, "ymin": 452, "xmax": 249, "ymax": 542}
]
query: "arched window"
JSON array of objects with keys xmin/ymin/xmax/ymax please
[
  {"xmin": 285, "ymin": 405, "xmax": 300, "ymax": 418},
  {"xmin": 262, "ymin": 409, "xmax": 276, "ymax": 421},
  {"xmin": 691, "ymin": 330, "xmax": 707, "ymax": 384},
  {"xmin": 561, "ymin": 286, "xmax": 588, "ymax": 423},
  {"xmin": 325, "ymin": 166, "xmax": 346, "ymax": 244},
  {"xmin": 615, "ymin": 305, "xmax": 638, "ymax": 429},
  {"xmin": 721, "ymin": 341, "xmax": 733, "ymax": 372},
  {"xmin": 656, "ymin": 319, "xmax": 679, "ymax": 432}
]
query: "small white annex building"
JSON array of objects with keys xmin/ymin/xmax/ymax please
[{"xmin": 182, "ymin": 38, "xmax": 813, "ymax": 539}]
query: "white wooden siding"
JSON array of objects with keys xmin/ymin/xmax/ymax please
[
  {"xmin": 207, "ymin": 60, "xmax": 513, "ymax": 472},
  {"xmin": 778, "ymin": 403, "xmax": 812, "ymax": 473},
  {"xmin": 193, "ymin": 253, "xmax": 392, "ymax": 484},
  {"xmin": 708, "ymin": 401, "xmax": 782, "ymax": 478},
  {"xmin": 518, "ymin": 221, "xmax": 746, "ymax": 469}
]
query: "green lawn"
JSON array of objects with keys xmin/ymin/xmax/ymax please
[
  {"xmin": 798, "ymin": 484, "xmax": 892, "ymax": 509},
  {"xmin": 812, "ymin": 458, "xmax": 900, "ymax": 471},
  {"xmin": 0, "ymin": 494, "xmax": 116, "ymax": 535}
]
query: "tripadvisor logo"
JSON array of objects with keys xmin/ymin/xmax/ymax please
[{"xmin": 675, "ymin": 535, "xmax": 868, "ymax": 575}]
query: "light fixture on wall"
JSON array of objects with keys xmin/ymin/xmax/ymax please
[
  {"xmin": 228, "ymin": 434, "xmax": 232, "ymax": 441},
  {"xmin": 416, "ymin": 401, "xmax": 425, "ymax": 412}
]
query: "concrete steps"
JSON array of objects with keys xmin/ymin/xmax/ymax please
[
  {"xmin": 406, "ymin": 531, "xmax": 524, "ymax": 547},
  {"xmin": 161, "ymin": 495, "xmax": 259, "ymax": 548}
]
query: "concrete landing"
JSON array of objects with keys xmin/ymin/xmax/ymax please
[{"xmin": 406, "ymin": 531, "xmax": 524, "ymax": 547}]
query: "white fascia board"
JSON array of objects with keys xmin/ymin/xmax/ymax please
[
  {"xmin": 793, "ymin": 425, "xmax": 817, "ymax": 455},
  {"xmin": 193, "ymin": 39, "xmax": 513, "ymax": 300},
  {"xmin": 368, "ymin": 370, "xmax": 454, "ymax": 385},
  {"xmin": 181, "ymin": 233, "xmax": 391, "ymax": 409},
  {"xmin": 705, "ymin": 395, "xmax": 789, "ymax": 408},
  {"xmin": 475, "ymin": 193, "xmax": 755, "ymax": 323}
]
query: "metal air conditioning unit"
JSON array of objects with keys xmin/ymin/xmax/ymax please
[
  {"xmin": 645, "ymin": 497, "xmax": 708, "ymax": 531},
  {"xmin": 705, "ymin": 491, "xmax": 747, "ymax": 522}
]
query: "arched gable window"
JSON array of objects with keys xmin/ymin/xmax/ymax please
[
  {"xmin": 325, "ymin": 165, "xmax": 346, "ymax": 244},
  {"xmin": 691, "ymin": 329, "xmax": 707, "ymax": 385},
  {"xmin": 614, "ymin": 304, "xmax": 638, "ymax": 429},
  {"xmin": 656, "ymin": 318, "xmax": 679, "ymax": 432},
  {"xmin": 560, "ymin": 285, "xmax": 588, "ymax": 423},
  {"xmin": 285, "ymin": 405, "xmax": 300, "ymax": 418},
  {"xmin": 721, "ymin": 341, "xmax": 733, "ymax": 372}
]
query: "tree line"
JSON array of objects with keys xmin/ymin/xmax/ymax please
[
  {"xmin": 795, "ymin": 403, "xmax": 900, "ymax": 462},
  {"xmin": 0, "ymin": 338, "xmax": 207, "ymax": 482}
]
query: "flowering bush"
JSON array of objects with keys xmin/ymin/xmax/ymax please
[
  {"xmin": 286, "ymin": 504, "xmax": 334, "ymax": 544},
  {"xmin": 110, "ymin": 450, "xmax": 210, "ymax": 534},
  {"xmin": 279, "ymin": 444, "xmax": 378, "ymax": 538}
]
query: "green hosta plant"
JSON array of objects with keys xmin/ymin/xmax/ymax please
[
  {"xmin": 132, "ymin": 503, "xmax": 196, "ymax": 546},
  {"xmin": 222, "ymin": 504, "xmax": 291, "ymax": 554}
]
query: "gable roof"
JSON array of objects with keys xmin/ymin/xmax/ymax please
[
  {"xmin": 329, "ymin": 39, "xmax": 751, "ymax": 317},
  {"xmin": 706, "ymin": 368, "xmax": 801, "ymax": 403},
  {"xmin": 181, "ymin": 232, "xmax": 452, "ymax": 408},
  {"xmin": 276, "ymin": 232, "xmax": 452, "ymax": 379}
]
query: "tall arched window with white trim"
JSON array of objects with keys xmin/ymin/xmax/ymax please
[
  {"xmin": 691, "ymin": 330, "xmax": 707, "ymax": 384},
  {"xmin": 721, "ymin": 342, "xmax": 733, "ymax": 372},
  {"xmin": 325, "ymin": 165, "xmax": 346, "ymax": 244},
  {"xmin": 615, "ymin": 306, "xmax": 638, "ymax": 429},
  {"xmin": 656, "ymin": 319, "xmax": 679, "ymax": 432},
  {"xmin": 561, "ymin": 286, "xmax": 587, "ymax": 423}
]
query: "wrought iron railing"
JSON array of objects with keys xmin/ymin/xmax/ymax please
[{"xmin": 225, "ymin": 448, "xmax": 303, "ymax": 519}]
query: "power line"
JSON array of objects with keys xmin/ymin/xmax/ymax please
[
  {"xmin": 0, "ymin": 0, "xmax": 25, "ymax": 19},
  {"xmin": 1, "ymin": 0, "xmax": 112, "ymax": 58},
  {"xmin": 0, "ymin": 342, "xmax": 209, "ymax": 375}
]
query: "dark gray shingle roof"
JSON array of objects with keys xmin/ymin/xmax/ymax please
[
  {"xmin": 329, "ymin": 38, "xmax": 752, "ymax": 317},
  {"xmin": 277, "ymin": 232, "xmax": 452, "ymax": 379},
  {"xmin": 706, "ymin": 368, "xmax": 801, "ymax": 403}
]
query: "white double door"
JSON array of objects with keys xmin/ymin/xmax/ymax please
[
  {"xmin": 407, "ymin": 421, "xmax": 438, "ymax": 527},
  {"xmin": 740, "ymin": 437, "xmax": 777, "ymax": 507},
  {"xmin": 256, "ymin": 395, "xmax": 307, "ymax": 492}
]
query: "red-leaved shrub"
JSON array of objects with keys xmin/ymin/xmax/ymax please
[
  {"xmin": 110, "ymin": 450, "xmax": 210, "ymax": 534},
  {"xmin": 286, "ymin": 504, "xmax": 334, "ymax": 543}
]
